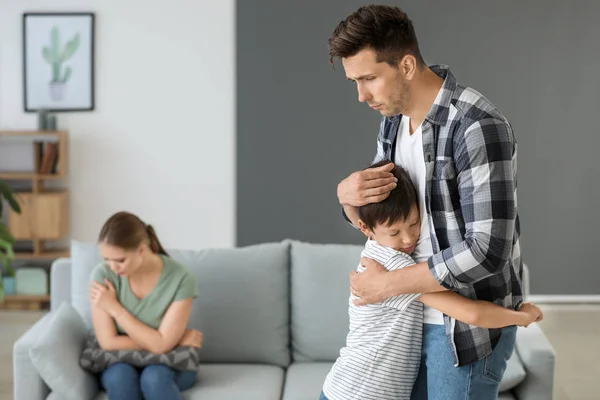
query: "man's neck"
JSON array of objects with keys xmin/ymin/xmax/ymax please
[{"xmin": 406, "ymin": 68, "xmax": 444, "ymax": 134}]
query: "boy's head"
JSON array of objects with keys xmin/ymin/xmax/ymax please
[{"xmin": 357, "ymin": 160, "xmax": 420, "ymax": 254}]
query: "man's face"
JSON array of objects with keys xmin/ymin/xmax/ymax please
[{"xmin": 342, "ymin": 48, "xmax": 411, "ymax": 117}]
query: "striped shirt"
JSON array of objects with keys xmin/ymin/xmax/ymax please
[
  {"xmin": 322, "ymin": 240, "xmax": 423, "ymax": 400},
  {"xmin": 343, "ymin": 64, "xmax": 522, "ymax": 366}
]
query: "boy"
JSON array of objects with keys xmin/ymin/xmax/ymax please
[{"xmin": 320, "ymin": 161, "xmax": 542, "ymax": 400}]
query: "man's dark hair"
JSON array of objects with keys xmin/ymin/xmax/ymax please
[
  {"xmin": 358, "ymin": 159, "xmax": 419, "ymax": 230},
  {"xmin": 328, "ymin": 4, "xmax": 425, "ymax": 68}
]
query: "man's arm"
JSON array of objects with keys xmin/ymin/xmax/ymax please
[
  {"xmin": 351, "ymin": 258, "xmax": 445, "ymax": 305},
  {"xmin": 429, "ymin": 118, "xmax": 517, "ymax": 290}
]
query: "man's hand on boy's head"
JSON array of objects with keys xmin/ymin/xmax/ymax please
[
  {"xmin": 350, "ymin": 257, "xmax": 391, "ymax": 305},
  {"xmin": 337, "ymin": 162, "xmax": 397, "ymax": 207}
]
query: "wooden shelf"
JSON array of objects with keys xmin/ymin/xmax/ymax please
[
  {"xmin": 14, "ymin": 250, "xmax": 70, "ymax": 260},
  {"xmin": 0, "ymin": 294, "xmax": 50, "ymax": 310},
  {"xmin": 0, "ymin": 172, "xmax": 64, "ymax": 180},
  {"xmin": 0, "ymin": 130, "xmax": 65, "ymax": 137}
]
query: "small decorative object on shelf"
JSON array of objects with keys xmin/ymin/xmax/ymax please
[
  {"xmin": 15, "ymin": 267, "xmax": 48, "ymax": 295},
  {"xmin": 37, "ymin": 109, "xmax": 48, "ymax": 130},
  {"xmin": 47, "ymin": 114, "xmax": 57, "ymax": 130}
]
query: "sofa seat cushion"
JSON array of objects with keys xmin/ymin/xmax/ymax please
[
  {"xmin": 47, "ymin": 364, "xmax": 284, "ymax": 400},
  {"xmin": 280, "ymin": 362, "xmax": 519, "ymax": 400},
  {"xmin": 282, "ymin": 362, "xmax": 333, "ymax": 400}
]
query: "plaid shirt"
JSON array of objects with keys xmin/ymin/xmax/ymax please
[{"xmin": 345, "ymin": 65, "xmax": 523, "ymax": 367}]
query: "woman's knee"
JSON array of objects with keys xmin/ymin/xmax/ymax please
[
  {"xmin": 101, "ymin": 363, "xmax": 141, "ymax": 395},
  {"xmin": 140, "ymin": 364, "xmax": 177, "ymax": 392}
]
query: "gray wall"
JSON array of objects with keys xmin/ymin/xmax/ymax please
[{"xmin": 236, "ymin": 0, "xmax": 600, "ymax": 295}]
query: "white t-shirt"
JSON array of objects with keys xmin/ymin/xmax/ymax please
[
  {"xmin": 394, "ymin": 115, "xmax": 444, "ymax": 325},
  {"xmin": 322, "ymin": 240, "xmax": 423, "ymax": 400}
]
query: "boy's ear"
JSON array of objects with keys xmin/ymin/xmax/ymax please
[{"xmin": 357, "ymin": 220, "xmax": 372, "ymax": 237}]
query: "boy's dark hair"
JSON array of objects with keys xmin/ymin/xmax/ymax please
[
  {"xmin": 358, "ymin": 160, "xmax": 418, "ymax": 230},
  {"xmin": 328, "ymin": 5, "xmax": 425, "ymax": 69}
]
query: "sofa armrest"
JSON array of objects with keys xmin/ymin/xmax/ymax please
[
  {"xmin": 514, "ymin": 323, "xmax": 556, "ymax": 400},
  {"xmin": 13, "ymin": 313, "xmax": 54, "ymax": 400},
  {"xmin": 51, "ymin": 258, "xmax": 72, "ymax": 312}
]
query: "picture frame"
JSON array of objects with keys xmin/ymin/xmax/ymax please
[{"xmin": 22, "ymin": 12, "xmax": 95, "ymax": 112}]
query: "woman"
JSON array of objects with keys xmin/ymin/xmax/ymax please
[{"xmin": 89, "ymin": 211, "xmax": 202, "ymax": 400}]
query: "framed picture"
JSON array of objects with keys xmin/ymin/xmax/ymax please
[{"xmin": 22, "ymin": 12, "xmax": 95, "ymax": 112}]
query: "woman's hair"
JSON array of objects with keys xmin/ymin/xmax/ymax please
[
  {"xmin": 98, "ymin": 211, "xmax": 168, "ymax": 255},
  {"xmin": 358, "ymin": 159, "xmax": 419, "ymax": 230},
  {"xmin": 328, "ymin": 4, "xmax": 425, "ymax": 68}
]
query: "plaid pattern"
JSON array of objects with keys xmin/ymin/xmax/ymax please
[{"xmin": 348, "ymin": 65, "xmax": 523, "ymax": 366}]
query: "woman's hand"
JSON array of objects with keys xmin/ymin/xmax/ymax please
[
  {"xmin": 178, "ymin": 329, "xmax": 204, "ymax": 348},
  {"xmin": 90, "ymin": 279, "xmax": 121, "ymax": 317},
  {"xmin": 518, "ymin": 302, "xmax": 544, "ymax": 327}
]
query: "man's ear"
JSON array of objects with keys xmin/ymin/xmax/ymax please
[{"xmin": 400, "ymin": 54, "xmax": 417, "ymax": 81}]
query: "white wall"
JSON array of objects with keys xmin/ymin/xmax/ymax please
[{"xmin": 0, "ymin": 0, "xmax": 235, "ymax": 249}]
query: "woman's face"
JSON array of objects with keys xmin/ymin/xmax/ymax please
[{"xmin": 99, "ymin": 241, "xmax": 144, "ymax": 277}]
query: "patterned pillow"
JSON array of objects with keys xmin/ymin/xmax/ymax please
[{"xmin": 79, "ymin": 332, "xmax": 202, "ymax": 374}]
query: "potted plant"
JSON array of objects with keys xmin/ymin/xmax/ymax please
[
  {"xmin": 42, "ymin": 26, "xmax": 80, "ymax": 101},
  {"xmin": 0, "ymin": 179, "xmax": 21, "ymax": 303}
]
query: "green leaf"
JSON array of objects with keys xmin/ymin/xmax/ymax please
[
  {"xmin": 42, "ymin": 46, "xmax": 54, "ymax": 63},
  {"xmin": 0, "ymin": 180, "xmax": 20, "ymax": 213},
  {"xmin": 0, "ymin": 223, "xmax": 15, "ymax": 244},
  {"xmin": 0, "ymin": 251, "xmax": 14, "ymax": 277},
  {"xmin": 51, "ymin": 26, "xmax": 60, "ymax": 57},
  {"xmin": 62, "ymin": 66, "xmax": 72, "ymax": 82},
  {"xmin": 0, "ymin": 238, "xmax": 15, "ymax": 277},
  {"xmin": 61, "ymin": 33, "xmax": 80, "ymax": 61},
  {"xmin": 0, "ymin": 238, "xmax": 15, "ymax": 259}
]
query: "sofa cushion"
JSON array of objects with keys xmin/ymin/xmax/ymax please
[
  {"xmin": 289, "ymin": 240, "xmax": 363, "ymax": 361},
  {"xmin": 94, "ymin": 364, "xmax": 283, "ymax": 400},
  {"xmin": 71, "ymin": 240, "xmax": 103, "ymax": 328},
  {"xmin": 167, "ymin": 242, "xmax": 290, "ymax": 366},
  {"xmin": 280, "ymin": 362, "xmax": 519, "ymax": 400},
  {"xmin": 281, "ymin": 362, "xmax": 333, "ymax": 400},
  {"xmin": 29, "ymin": 302, "xmax": 99, "ymax": 400},
  {"xmin": 70, "ymin": 240, "xmax": 291, "ymax": 367}
]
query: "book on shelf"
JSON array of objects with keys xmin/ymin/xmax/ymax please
[{"xmin": 35, "ymin": 141, "xmax": 59, "ymax": 174}]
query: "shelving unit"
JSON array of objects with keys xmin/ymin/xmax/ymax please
[
  {"xmin": 0, "ymin": 130, "xmax": 70, "ymax": 259},
  {"xmin": 0, "ymin": 294, "xmax": 50, "ymax": 310}
]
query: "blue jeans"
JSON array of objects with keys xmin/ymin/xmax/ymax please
[
  {"xmin": 100, "ymin": 363, "xmax": 197, "ymax": 400},
  {"xmin": 410, "ymin": 324, "xmax": 517, "ymax": 400},
  {"xmin": 319, "ymin": 391, "xmax": 329, "ymax": 400}
]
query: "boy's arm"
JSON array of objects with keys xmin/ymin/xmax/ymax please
[{"xmin": 418, "ymin": 291, "xmax": 541, "ymax": 328}]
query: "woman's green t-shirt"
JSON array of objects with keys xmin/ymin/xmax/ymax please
[{"xmin": 90, "ymin": 255, "xmax": 198, "ymax": 333}]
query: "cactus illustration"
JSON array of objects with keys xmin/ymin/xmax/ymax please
[{"xmin": 42, "ymin": 26, "xmax": 80, "ymax": 101}]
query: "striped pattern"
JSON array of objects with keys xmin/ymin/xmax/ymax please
[{"xmin": 322, "ymin": 240, "xmax": 423, "ymax": 400}]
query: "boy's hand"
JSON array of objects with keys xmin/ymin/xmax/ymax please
[
  {"xmin": 337, "ymin": 162, "xmax": 397, "ymax": 207},
  {"xmin": 179, "ymin": 329, "xmax": 203, "ymax": 348},
  {"xmin": 518, "ymin": 302, "xmax": 544, "ymax": 327}
]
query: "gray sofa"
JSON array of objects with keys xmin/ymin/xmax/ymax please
[{"xmin": 14, "ymin": 240, "xmax": 555, "ymax": 400}]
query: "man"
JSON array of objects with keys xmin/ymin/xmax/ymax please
[{"xmin": 330, "ymin": 5, "xmax": 522, "ymax": 399}]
